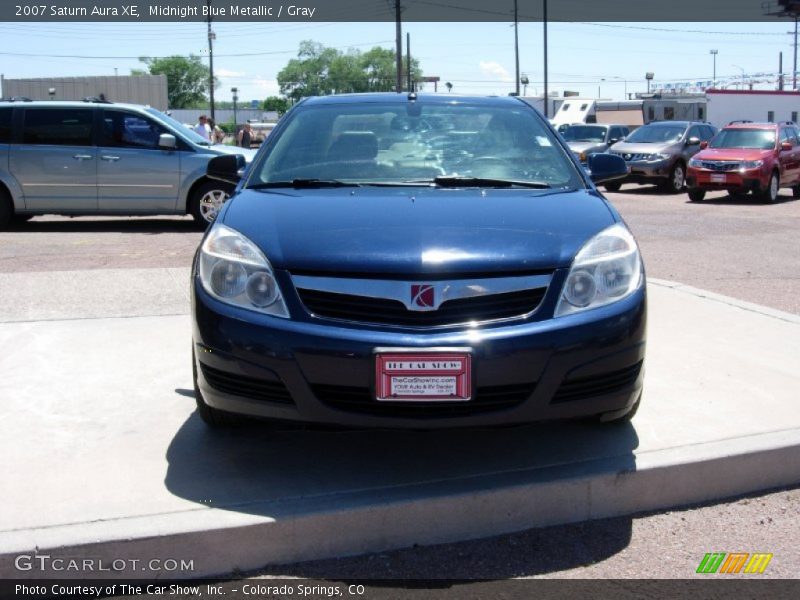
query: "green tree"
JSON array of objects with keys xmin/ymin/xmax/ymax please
[
  {"xmin": 134, "ymin": 55, "xmax": 215, "ymax": 109},
  {"xmin": 262, "ymin": 96, "xmax": 290, "ymax": 115},
  {"xmin": 277, "ymin": 41, "xmax": 423, "ymax": 101}
]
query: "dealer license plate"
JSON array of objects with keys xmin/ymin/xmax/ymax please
[
  {"xmin": 375, "ymin": 351, "xmax": 472, "ymax": 402},
  {"xmin": 710, "ymin": 173, "xmax": 727, "ymax": 183}
]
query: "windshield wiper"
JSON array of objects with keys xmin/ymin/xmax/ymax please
[
  {"xmin": 249, "ymin": 179, "xmax": 361, "ymax": 189},
  {"xmin": 419, "ymin": 176, "xmax": 552, "ymax": 189}
]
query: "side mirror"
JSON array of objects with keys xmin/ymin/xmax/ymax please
[
  {"xmin": 208, "ymin": 154, "xmax": 247, "ymax": 185},
  {"xmin": 158, "ymin": 133, "xmax": 177, "ymax": 149},
  {"xmin": 607, "ymin": 138, "xmax": 619, "ymax": 145},
  {"xmin": 781, "ymin": 141, "xmax": 793, "ymax": 151},
  {"xmin": 587, "ymin": 153, "xmax": 628, "ymax": 185},
  {"xmin": 687, "ymin": 136, "xmax": 701, "ymax": 146},
  {"xmin": 699, "ymin": 141, "xmax": 708, "ymax": 149}
]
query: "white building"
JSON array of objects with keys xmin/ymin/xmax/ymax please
[{"xmin": 705, "ymin": 90, "xmax": 800, "ymax": 129}]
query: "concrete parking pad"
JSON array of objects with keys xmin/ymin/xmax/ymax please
[{"xmin": 0, "ymin": 274, "xmax": 798, "ymax": 578}]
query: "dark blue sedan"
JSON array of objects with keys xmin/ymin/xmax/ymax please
[{"xmin": 191, "ymin": 93, "xmax": 644, "ymax": 428}]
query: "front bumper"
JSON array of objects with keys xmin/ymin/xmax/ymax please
[
  {"xmin": 686, "ymin": 167, "xmax": 766, "ymax": 192},
  {"xmin": 192, "ymin": 272, "xmax": 647, "ymax": 428},
  {"xmin": 617, "ymin": 159, "xmax": 672, "ymax": 184}
]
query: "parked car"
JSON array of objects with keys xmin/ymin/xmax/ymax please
[
  {"xmin": 191, "ymin": 93, "xmax": 645, "ymax": 429},
  {"xmin": 562, "ymin": 123, "xmax": 631, "ymax": 164},
  {"xmin": 608, "ymin": 120, "xmax": 717, "ymax": 193},
  {"xmin": 686, "ymin": 121, "xmax": 800, "ymax": 203},
  {"xmin": 0, "ymin": 99, "xmax": 256, "ymax": 229}
]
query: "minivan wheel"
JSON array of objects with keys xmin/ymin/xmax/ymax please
[
  {"xmin": 761, "ymin": 171, "xmax": 780, "ymax": 204},
  {"xmin": 688, "ymin": 189, "xmax": 706, "ymax": 202},
  {"xmin": 0, "ymin": 190, "xmax": 12, "ymax": 230},
  {"xmin": 190, "ymin": 181, "xmax": 234, "ymax": 228},
  {"xmin": 604, "ymin": 182, "xmax": 622, "ymax": 192},
  {"xmin": 661, "ymin": 162, "xmax": 685, "ymax": 193}
]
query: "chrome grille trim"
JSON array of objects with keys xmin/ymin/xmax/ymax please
[{"xmin": 291, "ymin": 273, "xmax": 553, "ymax": 312}]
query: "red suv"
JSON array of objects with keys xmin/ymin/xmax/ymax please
[{"xmin": 686, "ymin": 121, "xmax": 800, "ymax": 203}]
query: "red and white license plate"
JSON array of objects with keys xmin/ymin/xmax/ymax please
[
  {"xmin": 375, "ymin": 351, "xmax": 472, "ymax": 402},
  {"xmin": 710, "ymin": 173, "xmax": 727, "ymax": 183}
]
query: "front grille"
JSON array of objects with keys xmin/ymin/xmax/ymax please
[
  {"xmin": 551, "ymin": 361, "xmax": 643, "ymax": 404},
  {"xmin": 700, "ymin": 160, "xmax": 740, "ymax": 171},
  {"xmin": 612, "ymin": 152, "xmax": 649, "ymax": 161},
  {"xmin": 313, "ymin": 382, "xmax": 535, "ymax": 418},
  {"xmin": 297, "ymin": 288, "xmax": 547, "ymax": 327},
  {"xmin": 200, "ymin": 363, "xmax": 294, "ymax": 405}
]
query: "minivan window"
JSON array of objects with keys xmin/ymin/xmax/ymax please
[
  {"xmin": 101, "ymin": 111, "xmax": 169, "ymax": 149},
  {"xmin": 145, "ymin": 107, "xmax": 210, "ymax": 146},
  {"xmin": 0, "ymin": 108, "xmax": 11, "ymax": 143},
  {"xmin": 23, "ymin": 109, "xmax": 93, "ymax": 146}
]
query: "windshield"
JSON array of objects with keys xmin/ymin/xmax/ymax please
[
  {"xmin": 145, "ymin": 107, "xmax": 211, "ymax": 146},
  {"xmin": 625, "ymin": 125, "xmax": 685, "ymax": 144},
  {"xmin": 247, "ymin": 101, "xmax": 582, "ymax": 189},
  {"xmin": 562, "ymin": 125, "xmax": 607, "ymax": 142},
  {"xmin": 709, "ymin": 128, "xmax": 775, "ymax": 150}
]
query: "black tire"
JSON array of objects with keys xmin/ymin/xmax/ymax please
[
  {"xmin": 604, "ymin": 182, "xmax": 622, "ymax": 192},
  {"xmin": 189, "ymin": 180, "xmax": 235, "ymax": 229},
  {"xmin": 192, "ymin": 348, "xmax": 246, "ymax": 427},
  {"xmin": 760, "ymin": 171, "xmax": 780, "ymax": 204},
  {"xmin": 688, "ymin": 189, "xmax": 706, "ymax": 202},
  {"xmin": 0, "ymin": 188, "xmax": 12, "ymax": 230},
  {"xmin": 792, "ymin": 186, "xmax": 800, "ymax": 199},
  {"xmin": 660, "ymin": 162, "xmax": 686, "ymax": 194}
]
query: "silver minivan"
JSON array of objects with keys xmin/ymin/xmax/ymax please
[{"xmin": 0, "ymin": 99, "xmax": 256, "ymax": 229}]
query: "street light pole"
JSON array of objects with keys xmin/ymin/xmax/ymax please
[
  {"xmin": 231, "ymin": 87, "xmax": 238, "ymax": 129},
  {"xmin": 514, "ymin": 0, "xmax": 520, "ymax": 96},
  {"xmin": 710, "ymin": 49, "xmax": 718, "ymax": 87},
  {"xmin": 207, "ymin": 0, "xmax": 216, "ymax": 121},
  {"xmin": 543, "ymin": 0, "xmax": 548, "ymax": 117}
]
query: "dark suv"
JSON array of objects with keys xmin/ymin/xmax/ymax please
[
  {"xmin": 608, "ymin": 121, "xmax": 717, "ymax": 193},
  {"xmin": 686, "ymin": 121, "xmax": 800, "ymax": 203}
]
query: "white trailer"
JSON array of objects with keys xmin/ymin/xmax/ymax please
[{"xmin": 706, "ymin": 90, "xmax": 800, "ymax": 129}]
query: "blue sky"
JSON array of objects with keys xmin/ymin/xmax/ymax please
[{"xmin": 0, "ymin": 20, "xmax": 796, "ymax": 102}]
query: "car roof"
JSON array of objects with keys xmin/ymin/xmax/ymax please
[
  {"xmin": 0, "ymin": 99, "xmax": 156, "ymax": 112},
  {"xmin": 642, "ymin": 120, "xmax": 695, "ymax": 127},
  {"xmin": 723, "ymin": 121, "xmax": 782, "ymax": 130},
  {"xmin": 299, "ymin": 92, "xmax": 530, "ymax": 108}
]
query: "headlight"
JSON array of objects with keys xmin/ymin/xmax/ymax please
[
  {"xmin": 555, "ymin": 223, "xmax": 643, "ymax": 317},
  {"xmin": 647, "ymin": 153, "xmax": 670, "ymax": 161},
  {"xmin": 688, "ymin": 158, "xmax": 702, "ymax": 168},
  {"xmin": 740, "ymin": 160, "xmax": 763, "ymax": 169},
  {"xmin": 198, "ymin": 224, "xmax": 290, "ymax": 318}
]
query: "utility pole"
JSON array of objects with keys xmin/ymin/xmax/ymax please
[
  {"xmin": 207, "ymin": 0, "xmax": 216, "ymax": 121},
  {"xmin": 406, "ymin": 33, "xmax": 412, "ymax": 92},
  {"xmin": 794, "ymin": 17, "xmax": 798, "ymax": 90},
  {"xmin": 543, "ymin": 0, "xmax": 549, "ymax": 117},
  {"xmin": 779, "ymin": 52, "xmax": 784, "ymax": 91},
  {"xmin": 514, "ymin": 0, "xmax": 520, "ymax": 96},
  {"xmin": 395, "ymin": 0, "xmax": 403, "ymax": 92},
  {"xmin": 710, "ymin": 49, "xmax": 718, "ymax": 87}
]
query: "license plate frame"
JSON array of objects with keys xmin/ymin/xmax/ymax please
[
  {"xmin": 710, "ymin": 173, "xmax": 727, "ymax": 183},
  {"xmin": 374, "ymin": 348, "xmax": 472, "ymax": 402}
]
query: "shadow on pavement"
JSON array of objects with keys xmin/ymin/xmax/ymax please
[
  {"xmin": 10, "ymin": 216, "xmax": 201, "ymax": 234},
  {"xmin": 164, "ymin": 404, "xmax": 639, "ymax": 575}
]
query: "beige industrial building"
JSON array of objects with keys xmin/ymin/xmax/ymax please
[{"xmin": 0, "ymin": 74, "xmax": 168, "ymax": 110}]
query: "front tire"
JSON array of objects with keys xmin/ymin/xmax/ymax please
[
  {"xmin": 792, "ymin": 185, "xmax": 800, "ymax": 199},
  {"xmin": 190, "ymin": 180, "xmax": 235, "ymax": 228},
  {"xmin": 0, "ymin": 189, "xmax": 12, "ymax": 230},
  {"xmin": 760, "ymin": 171, "xmax": 780, "ymax": 204},
  {"xmin": 661, "ymin": 162, "xmax": 685, "ymax": 194},
  {"xmin": 604, "ymin": 182, "xmax": 622, "ymax": 192},
  {"xmin": 688, "ymin": 189, "xmax": 706, "ymax": 202}
]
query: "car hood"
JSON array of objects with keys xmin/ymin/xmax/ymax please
[
  {"xmin": 692, "ymin": 148, "xmax": 773, "ymax": 162},
  {"xmin": 221, "ymin": 187, "xmax": 616, "ymax": 275},
  {"xmin": 207, "ymin": 144, "xmax": 258, "ymax": 162},
  {"xmin": 610, "ymin": 141, "xmax": 675, "ymax": 155},
  {"xmin": 567, "ymin": 141, "xmax": 607, "ymax": 154}
]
